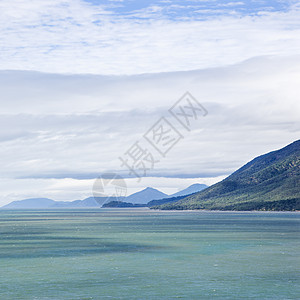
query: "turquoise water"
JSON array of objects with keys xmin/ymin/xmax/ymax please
[{"xmin": 0, "ymin": 209, "xmax": 299, "ymax": 299}]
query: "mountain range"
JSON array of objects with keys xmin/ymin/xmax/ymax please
[
  {"xmin": 155, "ymin": 140, "xmax": 300, "ymax": 211},
  {"xmin": 1, "ymin": 184, "xmax": 208, "ymax": 209},
  {"xmin": 3, "ymin": 140, "xmax": 298, "ymax": 211}
]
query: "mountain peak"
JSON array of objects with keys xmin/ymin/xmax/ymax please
[
  {"xmin": 144, "ymin": 187, "xmax": 156, "ymax": 191},
  {"xmin": 171, "ymin": 183, "xmax": 208, "ymax": 198},
  {"xmin": 126, "ymin": 187, "xmax": 167, "ymax": 204}
]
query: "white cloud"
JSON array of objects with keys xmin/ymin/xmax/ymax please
[{"xmin": 0, "ymin": 0, "xmax": 299, "ymax": 74}]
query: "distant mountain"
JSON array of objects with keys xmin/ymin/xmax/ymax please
[
  {"xmin": 2, "ymin": 198, "xmax": 56, "ymax": 209},
  {"xmin": 2, "ymin": 196, "xmax": 128, "ymax": 209},
  {"xmin": 125, "ymin": 187, "xmax": 168, "ymax": 204},
  {"xmin": 77, "ymin": 197, "xmax": 126, "ymax": 207},
  {"xmin": 104, "ymin": 184, "xmax": 208, "ymax": 207},
  {"xmin": 1, "ymin": 185, "xmax": 210, "ymax": 209},
  {"xmin": 147, "ymin": 193, "xmax": 197, "ymax": 207},
  {"xmin": 51, "ymin": 197, "xmax": 101, "ymax": 208},
  {"xmin": 104, "ymin": 185, "xmax": 208, "ymax": 208},
  {"xmin": 156, "ymin": 140, "xmax": 300, "ymax": 211},
  {"xmin": 170, "ymin": 183, "xmax": 208, "ymax": 197}
]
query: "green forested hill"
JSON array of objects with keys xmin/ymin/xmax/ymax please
[{"xmin": 156, "ymin": 140, "xmax": 300, "ymax": 211}]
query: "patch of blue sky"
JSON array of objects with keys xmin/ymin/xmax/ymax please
[{"xmin": 83, "ymin": 0, "xmax": 297, "ymax": 20}]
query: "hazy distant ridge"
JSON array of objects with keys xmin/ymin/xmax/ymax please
[{"xmin": 1, "ymin": 184, "xmax": 208, "ymax": 209}]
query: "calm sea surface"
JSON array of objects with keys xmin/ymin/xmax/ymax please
[{"xmin": 0, "ymin": 209, "xmax": 299, "ymax": 299}]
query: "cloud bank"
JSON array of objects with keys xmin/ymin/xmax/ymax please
[
  {"xmin": 0, "ymin": 0, "xmax": 299, "ymax": 204},
  {"xmin": 0, "ymin": 55, "xmax": 299, "ymax": 204}
]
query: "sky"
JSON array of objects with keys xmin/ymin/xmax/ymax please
[{"xmin": 0, "ymin": 0, "xmax": 300, "ymax": 205}]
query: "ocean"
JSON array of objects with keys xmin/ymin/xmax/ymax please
[{"xmin": 0, "ymin": 209, "xmax": 299, "ymax": 299}]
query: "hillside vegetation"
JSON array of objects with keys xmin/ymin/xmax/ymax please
[{"xmin": 155, "ymin": 140, "xmax": 300, "ymax": 211}]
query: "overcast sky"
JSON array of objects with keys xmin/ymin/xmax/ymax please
[{"xmin": 0, "ymin": 0, "xmax": 299, "ymax": 205}]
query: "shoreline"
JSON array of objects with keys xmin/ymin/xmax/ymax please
[{"xmin": 0, "ymin": 207, "xmax": 299, "ymax": 213}]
